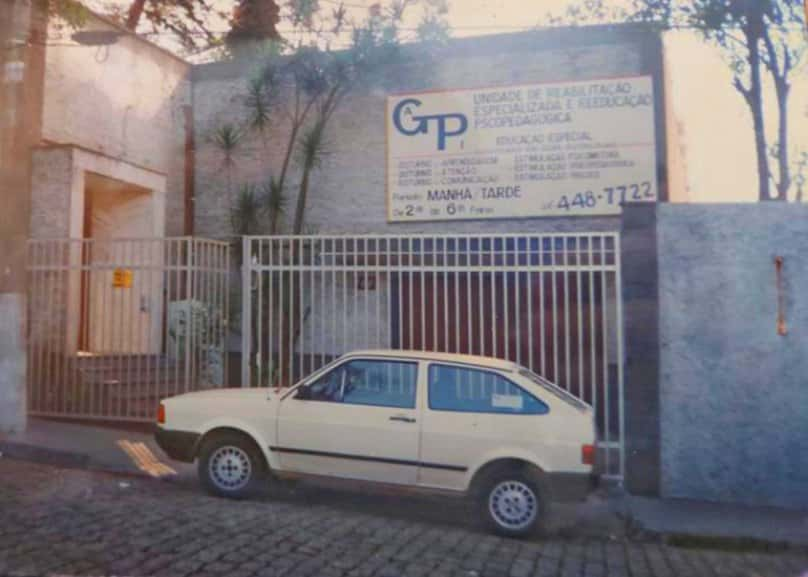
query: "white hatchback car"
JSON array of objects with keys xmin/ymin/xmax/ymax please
[{"xmin": 155, "ymin": 350, "xmax": 597, "ymax": 537}]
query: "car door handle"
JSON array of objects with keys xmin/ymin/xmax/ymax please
[{"xmin": 389, "ymin": 415, "xmax": 416, "ymax": 423}]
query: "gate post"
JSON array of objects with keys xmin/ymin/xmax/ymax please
[
  {"xmin": 240, "ymin": 236, "xmax": 251, "ymax": 388},
  {"xmin": 621, "ymin": 204, "xmax": 661, "ymax": 496}
]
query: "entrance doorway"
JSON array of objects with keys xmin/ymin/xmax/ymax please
[{"xmin": 80, "ymin": 172, "xmax": 160, "ymax": 355}]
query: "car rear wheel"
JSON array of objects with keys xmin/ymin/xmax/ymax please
[
  {"xmin": 198, "ymin": 431, "xmax": 265, "ymax": 499},
  {"xmin": 478, "ymin": 468, "xmax": 547, "ymax": 538}
]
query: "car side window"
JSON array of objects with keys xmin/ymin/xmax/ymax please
[
  {"xmin": 298, "ymin": 359, "xmax": 418, "ymax": 409},
  {"xmin": 428, "ymin": 364, "xmax": 549, "ymax": 415}
]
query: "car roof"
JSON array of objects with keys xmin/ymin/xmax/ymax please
[{"xmin": 343, "ymin": 349, "xmax": 522, "ymax": 371}]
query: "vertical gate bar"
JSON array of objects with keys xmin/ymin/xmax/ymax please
[
  {"xmin": 364, "ymin": 238, "xmax": 369, "ymax": 350},
  {"xmin": 527, "ymin": 237, "xmax": 534, "ymax": 373},
  {"xmin": 331, "ymin": 238, "xmax": 337, "ymax": 362},
  {"xmin": 589, "ymin": 235, "xmax": 597, "ymax": 413},
  {"xmin": 405, "ymin": 239, "xmax": 411, "ymax": 349},
  {"xmin": 539, "ymin": 239, "xmax": 545, "ymax": 377},
  {"xmin": 311, "ymin": 236, "xmax": 317, "ymax": 374},
  {"xmin": 454, "ymin": 240, "xmax": 460, "ymax": 353},
  {"xmin": 577, "ymin": 237, "xmax": 584, "ymax": 400},
  {"xmin": 614, "ymin": 233, "xmax": 625, "ymax": 480},
  {"xmin": 167, "ymin": 240, "xmax": 176, "ymax": 400},
  {"xmin": 32, "ymin": 242, "xmax": 40, "ymax": 413},
  {"xmin": 551, "ymin": 237, "xmax": 558, "ymax": 385},
  {"xmin": 225, "ymin": 243, "xmax": 231, "ymax": 388},
  {"xmin": 83, "ymin": 241, "xmax": 93, "ymax": 416},
  {"xmin": 601, "ymin": 237, "xmax": 611, "ymax": 475},
  {"xmin": 48, "ymin": 241, "xmax": 57, "ymax": 415},
  {"xmin": 515, "ymin": 241, "xmax": 521, "ymax": 365},
  {"xmin": 280, "ymin": 239, "xmax": 287, "ymax": 387},
  {"xmin": 466, "ymin": 236, "xmax": 472, "ymax": 355},
  {"xmin": 432, "ymin": 240, "xmax": 438, "ymax": 350},
  {"xmin": 268, "ymin": 239, "xmax": 274, "ymax": 386},
  {"xmin": 443, "ymin": 240, "xmax": 449, "ymax": 352},
  {"xmin": 184, "ymin": 238, "xmax": 192, "ymax": 395},
  {"xmin": 298, "ymin": 237, "xmax": 304, "ymax": 383},
  {"xmin": 420, "ymin": 238, "xmax": 426, "ymax": 351},
  {"xmin": 342, "ymin": 239, "xmax": 348, "ymax": 358},
  {"xmin": 53, "ymin": 242, "xmax": 61, "ymax": 415},
  {"xmin": 56, "ymin": 241, "xmax": 65, "ymax": 415},
  {"xmin": 257, "ymin": 238, "xmax": 264, "ymax": 387},
  {"xmin": 129, "ymin": 240, "xmax": 137, "ymax": 418},
  {"xmin": 504, "ymin": 240, "xmax": 510, "ymax": 361},
  {"xmin": 490, "ymin": 237, "xmax": 497, "ymax": 358},
  {"xmin": 478, "ymin": 243, "xmax": 484, "ymax": 356},
  {"xmin": 377, "ymin": 238, "xmax": 382, "ymax": 348},
  {"xmin": 564, "ymin": 239, "xmax": 571, "ymax": 392},
  {"xmin": 241, "ymin": 237, "xmax": 252, "ymax": 388}
]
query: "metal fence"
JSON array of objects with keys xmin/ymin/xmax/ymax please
[
  {"xmin": 241, "ymin": 233, "xmax": 625, "ymax": 478},
  {"xmin": 27, "ymin": 237, "xmax": 230, "ymax": 422}
]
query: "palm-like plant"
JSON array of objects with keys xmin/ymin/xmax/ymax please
[
  {"xmin": 293, "ymin": 116, "xmax": 329, "ymax": 234},
  {"xmin": 262, "ymin": 177, "xmax": 286, "ymax": 235},
  {"xmin": 212, "ymin": 123, "xmax": 243, "ymax": 196},
  {"xmin": 230, "ymin": 183, "xmax": 263, "ymax": 237}
]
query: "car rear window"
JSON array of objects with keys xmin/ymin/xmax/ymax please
[{"xmin": 428, "ymin": 364, "xmax": 549, "ymax": 415}]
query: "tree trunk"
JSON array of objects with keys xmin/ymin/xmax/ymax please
[
  {"xmin": 125, "ymin": 0, "xmax": 147, "ymax": 30},
  {"xmin": 745, "ymin": 27, "xmax": 771, "ymax": 202},
  {"xmin": 773, "ymin": 76, "xmax": 791, "ymax": 200},
  {"xmin": 293, "ymin": 167, "xmax": 310, "ymax": 235}
]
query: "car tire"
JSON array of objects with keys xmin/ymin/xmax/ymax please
[
  {"xmin": 198, "ymin": 431, "xmax": 266, "ymax": 499},
  {"xmin": 477, "ymin": 466, "xmax": 548, "ymax": 538}
]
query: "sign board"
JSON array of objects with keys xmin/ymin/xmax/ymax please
[
  {"xmin": 112, "ymin": 268, "xmax": 133, "ymax": 289},
  {"xmin": 386, "ymin": 76, "xmax": 657, "ymax": 222}
]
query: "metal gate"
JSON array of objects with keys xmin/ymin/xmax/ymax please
[
  {"xmin": 241, "ymin": 233, "xmax": 625, "ymax": 479},
  {"xmin": 27, "ymin": 237, "xmax": 230, "ymax": 422}
]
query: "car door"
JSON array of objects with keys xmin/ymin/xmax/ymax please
[
  {"xmin": 418, "ymin": 363, "xmax": 550, "ymax": 491},
  {"xmin": 275, "ymin": 358, "xmax": 421, "ymax": 485}
]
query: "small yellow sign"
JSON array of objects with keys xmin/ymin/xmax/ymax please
[{"xmin": 112, "ymin": 268, "xmax": 133, "ymax": 289}]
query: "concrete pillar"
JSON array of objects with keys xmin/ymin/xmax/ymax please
[{"xmin": 0, "ymin": 293, "xmax": 26, "ymax": 432}]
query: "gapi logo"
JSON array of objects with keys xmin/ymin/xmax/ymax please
[{"xmin": 392, "ymin": 98, "xmax": 468, "ymax": 151}]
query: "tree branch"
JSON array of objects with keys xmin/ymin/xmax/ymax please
[{"xmin": 732, "ymin": 75, "xmax": 753, "ymax": 105}]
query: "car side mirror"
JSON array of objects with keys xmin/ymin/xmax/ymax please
[{"xmin": 294, "ymin": 385, "xmax": 311, "ymax": 400}]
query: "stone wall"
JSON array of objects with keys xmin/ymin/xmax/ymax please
[
  {"xmin": 656, "ymin": 204, "xmax": 808, "ymax": 509},
  {"xmin": 192, "ymin": 25, "xmax": 666, "ymax": 238}
]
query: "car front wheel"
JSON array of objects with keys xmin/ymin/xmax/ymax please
[
  {"xmin": 198, "ymin": 432, "xmax": 265, "ymax": 499},
  {"xmin": 479, "ymin": 469, "xmax": 547, "ymax": 538}
]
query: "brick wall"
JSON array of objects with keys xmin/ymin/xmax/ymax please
[{"xmin": 192, "ymin": 25, "xmax": 665, "ymax": 238}]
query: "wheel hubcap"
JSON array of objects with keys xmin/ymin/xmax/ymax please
[
  {"xmin": 488, "ymin": 480, "xmax": 538, "ymax": 531},
  {"xmin": 209, "ymin": 445, "xmax": 252, "ymax": 491}
]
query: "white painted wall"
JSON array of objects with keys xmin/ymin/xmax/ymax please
[{"xmin": 41, "ymin": 12, "xmax": 190, "ymax": 235}]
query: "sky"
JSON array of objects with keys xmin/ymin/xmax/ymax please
[{"xmin": 121, "ymin": 0, "xmax": 808, "ymax": 202}]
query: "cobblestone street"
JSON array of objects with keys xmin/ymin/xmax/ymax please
[{"xmin": 0, "ymin": 460, "xmax": 806, "ymax": 577}]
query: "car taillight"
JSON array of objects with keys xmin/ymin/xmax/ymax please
[
  {"xmin": 582, "ymin": 444, "xmax": 595, "ymax": 465},
  {"xmin": 157, "ymin": 403, "xmax": 166, "ymax": 424}
]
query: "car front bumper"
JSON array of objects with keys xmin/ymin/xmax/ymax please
[
  {"xmin": 154, "ymin": 427, "xmax": 200, "ymax": 463},
  {"xmin": 547, "ymin": 472, "xmax": 598, "ymax": 502}
]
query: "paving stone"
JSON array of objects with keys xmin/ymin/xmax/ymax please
[{"xmin": 0, "ymin": 460, "xmax": 806, "ymax": 577}]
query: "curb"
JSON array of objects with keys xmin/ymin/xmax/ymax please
[{"xmin": 0, "ymin": 440, "xmax": 175, "ymax": 482}]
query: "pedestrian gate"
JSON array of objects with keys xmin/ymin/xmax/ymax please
[
  {"xmin": 27, "ymin": 237, "xmax": 230, "ymax": 422},
  {"xmin": 241, "ymin": 234, "xmax": 625, "ymax": 479}
]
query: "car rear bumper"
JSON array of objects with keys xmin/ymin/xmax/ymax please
[
  {"xmin": 154, "ymin": 427, "xmax": 200, "ymax": 463},
  {"xmin": 547, "ymin": 472, "xmax": 598, "ymax": 502}
]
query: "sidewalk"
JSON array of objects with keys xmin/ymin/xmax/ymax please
[
  {"xmin": 620, "ymin": 493, "xmax": 808, "ymax": 547},
  {"xmin": 0, "ymin": 417, "xmax": 194, "ymax": 481},
  {"xmin": 2, "ymin": 418, "xmax": 806, "ymax": 548}
]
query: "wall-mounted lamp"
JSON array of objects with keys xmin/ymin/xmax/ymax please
[{"xmin": 71, "ymin": 29, "xmax": 123, "ymax": 46}]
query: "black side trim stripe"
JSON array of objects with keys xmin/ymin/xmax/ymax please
[{"xmin": 269, "ymin": 446, "xmax": 467, "ymax": 472}]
